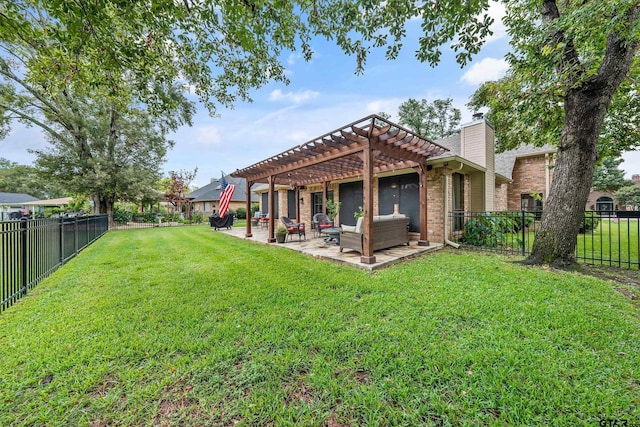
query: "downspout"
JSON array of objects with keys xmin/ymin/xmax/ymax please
[{"xmin": 444, "ymin": 162, "xmax": 464, "ymax": 248}]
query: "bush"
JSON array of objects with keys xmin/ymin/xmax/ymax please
[
  {"xmin": 462, "ymin": 213, "xmax": 520, "ymax": 247},
  {"xmin": 235, "ymin": 207, "xmax": 247, "ymax": 219},
  {"xmin": 113, "ymin": 207, "xmax": 133, "ymax": 223},
  {"xmin": 191, "ymin": 211, "xmax": 204, "ymax": 224},
  {"xmin": 512, "ymin": 211, "xmax": 536, "ymax": 231},
  {"xmin": 463, "ymin": 215, "xmax": 503, "ymax": 247},
  {"xmin": 580, "ymin": 211, "xmax": 600, "ymax": 233},
  {"xmin": 251, "ymin": 202, "xmax": 260, "ymax": 216},
  {"xmin": 162, "ymin": 213, "xmax": 181, "ymax": 222}
]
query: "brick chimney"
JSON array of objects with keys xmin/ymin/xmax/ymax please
[{"xmin": 633, "ymin": 174, "xmax": 640, "ymax": 186}]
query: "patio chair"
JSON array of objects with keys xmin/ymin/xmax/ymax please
[
  {"xmin": 312, "ymin": 213, "xmax": 333, "ymax": 238},
  {"xmin": 259, "ymin": 213, "xmax": 269, "ymax": 229},
  {"xmin": 280, "ymin": 216, "xmax": 306, "ymax": 242}
]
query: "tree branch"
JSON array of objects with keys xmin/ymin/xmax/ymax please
[
  {"xmin": 541, "ymin": 0, "xmax": 584, "ymax": 78},
  {"xmin": 593, "ymin": 4, "xmax": 640, "ymax": 92},
  {"xmin": 0, "ymin": 59, "xmax": 63, "ymax": 118},
  {"xmin": 0, "ymin": 101, "xmax": 63, "ymax": 140}
]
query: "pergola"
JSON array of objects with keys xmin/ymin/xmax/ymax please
[{"xmin": 231, "ymin": 114, "xmax": 448, "ymax": 264}]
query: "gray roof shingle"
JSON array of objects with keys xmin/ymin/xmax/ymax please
[
  {"xmin": 0, "ymin": 192, "xmax": 39, "ymax": 205},
  {"xmin": 187, "ymin": 176, "xmax": 258, "ymax": 202}
]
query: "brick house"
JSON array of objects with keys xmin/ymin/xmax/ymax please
[
  {"xmin": 187, "ymin": 176, "xmax": 257, "ymax": 216},
  {"xmin": 247, "ymin": 116, "xmax": 515, "ymax": 245},
  {"xmin": 236, "ymin": 114, "xmax": 624, "ymax": 257}
]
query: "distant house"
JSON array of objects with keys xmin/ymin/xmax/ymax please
[
  {"xmin": 187, "ymin": 175, "xmax": 257, "ymax": 216},
  {"xmin": 0, "ymin": 192, "xmax": 39, "ymax": 220}
]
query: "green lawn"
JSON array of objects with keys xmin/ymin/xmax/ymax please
[
  {"xmin": 0, "ymin": 227, "xmax": 638, "ymax": 426},
  {"xmin": 475, "ymin": 218, "xmax": 639, "ymax": 269}
]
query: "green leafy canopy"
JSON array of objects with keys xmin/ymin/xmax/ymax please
[{"xmin": 468, "ymin": 0, "xmax": 640, "ymax": 156}]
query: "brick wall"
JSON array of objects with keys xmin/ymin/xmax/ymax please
[
  {"xmin": 427, "ymin": 168, "xmax": 445, "ymax": 243},
  {"xmin": 494, "ymin": 183, "xmax": 509, "ymax": 211},
  {"xmin": 507, "ymin": 154, "xmax": 550, "ymax": 210},
  {"xmin": 585, "ymin": 191, "xmax": 618, "ymax": 211}
]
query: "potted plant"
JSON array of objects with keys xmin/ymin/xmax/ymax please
[
  {"xmin": 326, "ymin": 199, "xmax": 342, "ymax": 222},
  {"xmin": 275, "ymin": 225, "xmax": 288, "ymax": 243}
]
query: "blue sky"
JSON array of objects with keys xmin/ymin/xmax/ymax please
[{"xmin": 2, "ymin": 3, "xmax": 639, "ymax": 189}]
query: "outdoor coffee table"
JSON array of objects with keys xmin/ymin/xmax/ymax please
[{"xmin": 323, "ymin": 227, "xmax": 342, "ymax": 245}]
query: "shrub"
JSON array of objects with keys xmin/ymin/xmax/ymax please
[
  {"xmin": 579, "ymin": 211, "xmax": 600, "ymax": 233},
  {"xmin": 235, "ymin": 208, "xmax": 247, "ymax": 219},
  {"xmin": 191, "ymin": 211, "xmax": 204, "ymax": 224},
  {"xmin": 113, "ymin": 206, "xmax": 133, "ymax": 223},
  {"xmin": 463, "ymin": 215, "xmax": 503, "ymax": 247},
  {"xmin": 251, "ymin": 202, "xmax": 260, "ymax": 216},
  {"xmin": 513, "ymin": 211, "xmax": 536, "ymax": 231},
  {"xmin": 462, "ymin": 213, "xmax": 519, "ymax": 247}
]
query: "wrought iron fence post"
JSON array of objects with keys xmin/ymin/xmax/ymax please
[
  {"xmin": 521, "ymin": 210, "xmax": 526, "ymax": 256},
  {"xmin": 74, "ymin": 216, "xmax": 78, "ymax": 256},
  {"xmin": 20, "ymin": 218, "xmax": 28, "ymax": 296},
  {"xmin": 59, "ymin": 217, "xmax": 64, "ymax": 264}
]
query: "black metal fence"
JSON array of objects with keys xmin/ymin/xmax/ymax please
[
  {"xmin": 1, "ymin": 215, "xmax": 108, "ymax": 312},
  {"xmin": 448, "ymin": 210, "xmax": 640, "ymax": 269},
  {"xmin": 107, "ymin": 213, "xmax": 208, "ymax": 231}
]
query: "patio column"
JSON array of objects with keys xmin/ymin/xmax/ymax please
[
  {"xmin": 361, "ymin": 138, "xmax": 375, "ymax": 264},
  {"xmin": 245, "ymin": 179, "xmax": 253, "ymax": 238},
  {"xmin": 295, "ymin": 186, "xmax": 300, "ymax": 222},
  {"xmin": 418, "ymin": 163, "xmax": 429, "ymax": 246},
  {"xmin": 267, "ymin": 176, "xmax": 276, "ymax": 243},
  {"xmin": 322, "ymin": 181, "xmax": 328, "ymax": 214}
]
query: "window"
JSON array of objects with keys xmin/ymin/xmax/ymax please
[
  {"xmin": 521, "ymin": 193, "xmax": 543, "ymax": 218},
  {"xmin": 595, "ymin": 196, "xmax": 614, "ymax": 216},
  {"xmin": 312, "ymin": 191, "xmax": 334, "ymax": 216},
  {"xmin": 204, "ymin": 202, "xmax": 211, "ymax": 212},
  {"xmin": 452, "ymin": 173, "xmax": 465, "ymax": 231}
]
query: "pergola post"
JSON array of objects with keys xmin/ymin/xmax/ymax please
[
  {"xmin": 245, "ymin": 179, "xmax": 253, "ymax": 238},
  {"xmin": 361, "ymin": 137, "xmax": 375, "ymax": 264},
  {"xmin": 267, "ymin": 176, "xmax": 276, "ymax": 243},
  {"xmin": 295, "ymin": 186, "xmax": 300, "ymax": 222},
  {"xmin": 322, "ymin": 181, "xmax": 328, "ymax": 214},
  {"xmin": 418, "ymin": 163, "xmax": 429, "ymax": 246}
]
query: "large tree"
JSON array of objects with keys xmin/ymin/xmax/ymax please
[
  {"xmin": 591, "ymin": 157, "xmax": 633, "ymax": 193},
  {"xmin": 32, "ymin": 100, "xmax": 179, "ymax": 216},
  {"xmin": 0, "ymin": 157, "xmax": 64, "ymax": 199},
  {"xmin": 615, "ymin": 185, "xmax": 640, "ymax": 210},
  {"xmin": 398, "ymin": 98, "xmax": 462, "ymax": 140},
  {"xmin": 468, "ymin": 1, "xmax": 640, "ymax": 266}
]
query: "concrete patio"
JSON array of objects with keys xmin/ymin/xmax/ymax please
[{"xmin": 216, "ymin": 225, "xmax": 444, "ymax": 271}]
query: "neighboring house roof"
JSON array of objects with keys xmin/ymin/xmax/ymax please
[
  {"xmin": 187, "ymin": 176, "xmax": 258, "ymax": 203},
  {"xmin": 22, "ymin": 197, "xmax": 72, "ymax": 206},
  {"xmin": 494, "ymin": 144, "xmax": 556, "ymax": 179},
  {"xmin": 0, "ymin": 192, "xmax": 39, "ymax": 205}
]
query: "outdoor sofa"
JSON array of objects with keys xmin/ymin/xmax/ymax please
[{"xmin": 339, "ymin": 214, "xmax": 409, "ymax": 254}]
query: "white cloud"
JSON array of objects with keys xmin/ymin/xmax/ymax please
[
  {"xmin": 287, "ymin": 52, "xmax": 302, "ymax": 66},
  {"xmin": 193, "ymin": 125, "xmax": 222, "ymax": 145},
  {"xmin": 269, "ymin": 89, "xmax": 319, "ymax": 104},
  {"xmin": 460, "ymin": 57, "xmax": 509, "ymax": 85},
  {"xmin": 485, "ymin": 1, "xmax": 508, "ymax": 44}
]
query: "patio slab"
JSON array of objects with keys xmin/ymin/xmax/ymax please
[{"xmin": 217, "ymin": 226, "xmax": 443, "ymax": 271}]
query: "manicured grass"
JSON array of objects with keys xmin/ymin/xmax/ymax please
[
  {"xmin": 576, "ymin": 219, "xmax": 639, "ymax": 268},
  {"xmin": 0, "ymin": 227, "xmax": 638, "ymax": 426},
  {"xmin": 485, "ymin": 218, "xmax": 639, "ymax": 269}
]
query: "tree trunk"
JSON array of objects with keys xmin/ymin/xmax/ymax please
[
  {"xmin": 526, "ymin": 89, "xmax": 600, "ymax": 265},
  {"xmin": 527, "ymin": 84, "xmax": 626, "ymax": 266}
]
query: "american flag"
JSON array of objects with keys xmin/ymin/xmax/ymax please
[{"xmin": 218, "ymin": 172, "xmax": 235, "ymax": 217}]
